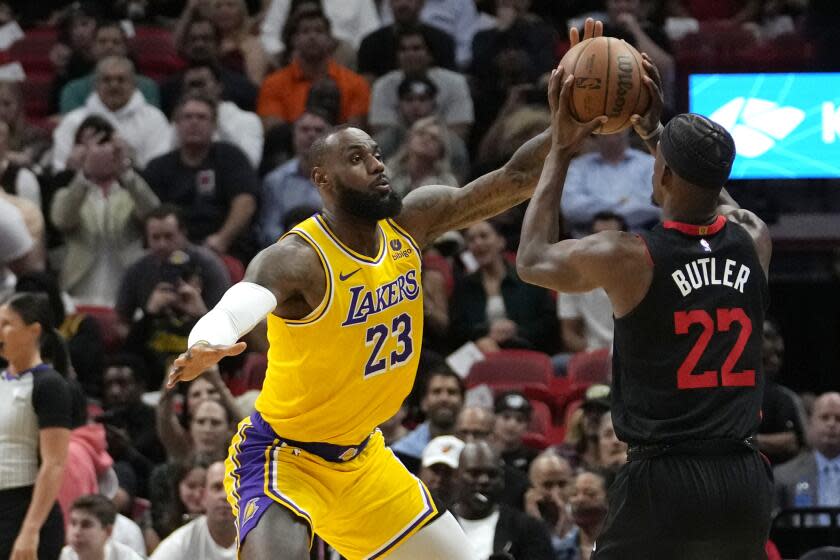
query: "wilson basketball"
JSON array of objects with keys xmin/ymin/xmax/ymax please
[{"xmin": 559, "ymin": 37, "xmax": 650, "ymax": 134}]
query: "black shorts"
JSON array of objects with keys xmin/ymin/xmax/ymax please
[
  {"xmin": 592, "ymin": 447, "xmax": 773, "ymax": 560},
  {"xmin": 0, "ymin": 486, "xmax": 64, "ymax": 560}
]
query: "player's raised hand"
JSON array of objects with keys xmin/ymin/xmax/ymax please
[
  {"xmin": 630, "ymin": 53, "xmax": 665, "ymax": 139},
  {"xmin": 569, "ymin": 17, "xmax": 603, "ymax": 47},
  {"xmin": 548, "ymin": 67, "xmax": 607, "ymax": 152},
  {"xmin": 168, "ymin": 341, "xmax": 247, "ymax": 388}
]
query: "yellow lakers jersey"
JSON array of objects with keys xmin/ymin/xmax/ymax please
[{"xmin": 255, "ymin": 214, "xmax": 424, "ymax": 445}]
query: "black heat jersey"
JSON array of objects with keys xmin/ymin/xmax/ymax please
[{"xmin": 611, "ymin": 215, "xmax": 768, "ymax": 446}]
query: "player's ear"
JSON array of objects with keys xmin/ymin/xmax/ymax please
[{"xmin": 312, "ymin": 166, "xmax": 330, "ymax": 190}]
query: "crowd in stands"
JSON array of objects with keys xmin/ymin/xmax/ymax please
[{"xmin": 0, "ymin": 0, "xmax": 836, "ymax": 559}]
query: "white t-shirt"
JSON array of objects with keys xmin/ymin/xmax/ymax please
[
  {"xmin": 60, "ymin": 540, "xmax": 144, "ymax": 560},
  {"xmin": 149, "ymin": 516, "xmax": 235, "ymax": 560},
  {"xmin": 112, "ymin": 514, "xmax": 147, "ymax": 557},
  {"xmin": 457, "ymin": 510, "xmax": 499, "ymax": 560},
  {"xmin": 558, "ymin": 288, "xmax": 614, "ymax": 350}
]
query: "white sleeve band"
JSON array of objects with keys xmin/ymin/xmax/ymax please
[{"xmin": 188, "ymin": 282, "xmax": 278, "ymax": 348}]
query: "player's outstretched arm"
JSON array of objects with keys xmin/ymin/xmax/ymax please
[
  {"xmin": 168, "ymin": 237, "xmax": 324, "ymax": 387},
  {"xmin": 393, "ymin": 19, "xmax": 603, "ymax": 248}
]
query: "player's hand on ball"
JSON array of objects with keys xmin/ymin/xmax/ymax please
[
  {"xmin": 548, "ymin": 66, "xmax": 607, "ymax": 151},
  {"xmin": 631, "ymin": 53, "xmax": 665, "ymax": 139},
  {"xmin": 168, "ymin": 341, "xmax": 247, "ymax": 387},
  {"xmin": 569, "ymin": 17, "xmax": 603, "ymax": 47}
]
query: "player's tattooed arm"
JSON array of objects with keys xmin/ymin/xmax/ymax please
[
  {"xmin": 394, "ymin": 128, "xmax": 551, "ymax": 247},
  {"xmin": 716, "ymin": 189, "xmax": 772, "ymax": 278},
  {"xmin": 245, "ymin": 236, "xmax": 327, "ymax": 319}
]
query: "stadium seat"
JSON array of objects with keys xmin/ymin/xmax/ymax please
[
  {"xmin": 466, "ymin": 349, "xmax": 554, "ymax": 404},
  {"xmin": 7, "ymin": 26, "xmax": 57, "ymax": 74},
  {"xmin": 220, "ymin": 254, "xmax": 245, "ymax": 284},
  {"xmin": 770, "ymin": 508, "xmax": 840, "ymax": 558},
  {"xmin": 20, "ymin": 72, "xmax": 52, "ymax": 121},
  {"xmin": 566, "ymin": 348, "xmax": 611, "ymax": 386},
  {"xmin": 131, "ymin": 26, "xmax": 184, "ymax": 81}
]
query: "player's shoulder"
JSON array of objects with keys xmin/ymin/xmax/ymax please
[
  {"xmin": 246, "ymin": 234, "xmax": 324, "ymax": 290},
  {"xmin": 582, "ymin": 230, "xmax": 649, "ymax": 261}
]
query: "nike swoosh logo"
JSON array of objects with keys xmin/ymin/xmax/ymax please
[{"xmin": 339, "ymin": 268, "xmax": 361, "ymax": 281}]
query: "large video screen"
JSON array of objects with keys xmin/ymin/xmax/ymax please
[{"xmin": 688, "ymin": 73, "xmax": 840, "ymax": 180}]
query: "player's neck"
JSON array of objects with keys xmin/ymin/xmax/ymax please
[
  {"xmin": 662, "ymin": 202, "xmax": 717, "ymax": 226},
  {"xmin": 321, "ymin": 209, "xmax": 382, "ymax": 257}
]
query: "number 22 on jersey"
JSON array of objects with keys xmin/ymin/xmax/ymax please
[
  {"xmin": 364, "ymin": 313, "xmax": 414, "ymax": 378},
  {"xmin": 674, "ymin": 307, "xmax": 755, "ymax": 389}
]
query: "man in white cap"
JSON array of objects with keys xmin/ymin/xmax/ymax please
[{"xmin": 419, "ymin": 435, "xmax": 465, "ymax": 510}]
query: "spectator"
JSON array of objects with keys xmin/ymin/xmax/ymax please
[
  {"xmin": 258, "ymin": 109, "xmax": 329, "ymax": 246},
  {"xmin": 100, "ymin": 353, "xmax": 166, "ymax": 477},
  {"xmin": 759, "ymin": 319, "xmax": 807, "ymax": 465},
  {"xmin": 52, "ymin": 56, "xmax": 171, "ymax": 172},
  {"xmin": 358, "ymin": 0, "xmax": 456, "ymax": 80},
  {"xmin": 257, "ymin": 6, "xmax": 371, "ymax": 129},
  {"xmin": 370, "ymin": 27, "xmax": 473, "ymax": 140},
  {"xmin": 162, "ymin": 16, "xmax": 258, "ymax": 116},
  {"xmin": 117, "ymin": 204, "xmax": 230, "ymax": 326},
  {"xmin": 156, "ymin": 370, "xmax": 241, "ymax": 463},
  {"xmin": 494, "ymin": 391, "xmax": 540, "ymax": 474},
  {"xmin": 453, "ymin": 440, "xmax": 555, "ymax": 560},
  {"xmin": 379, "ymin": 0, "xmax": 480, "ymax": 68},
  {"xmin": 208, "ymin": 0, "xmax": 267, "ymax": 84},
  {"xmin": 142, "ymin": 93, "xmax": 259, "ymax": 259},
  {"xmin": 150, "ymin": 455, "xmax": 209, "ymax": 540},
  {"xmin": 50, "ymin": 117, "xmax": 161, "ymax": 306},
  {"xmin": 386, "ymin": 116, "xmax": 459, "ymax": 198},
  {"xmin": 524, "ymin": 451, "xmax": 576, "ymax": 552},
  {"xmin": 373, "ymin": 75, "xmax": 470, "ymax": 182},
  {"xmin": 172, "ymin": 61, "xmax": 263, "ymax": 167},
  {"xmin": 0, "ymin": 120, "xmax": 41, "ymax": 206},
  {"xmin": 558, "ymin": 212, "xmax": 625, "ymax": 356},
  {"xmin": 59, "ymin": 20, "xmax": 161, "ymax": 114},
  {"xmin": 451, "ymin": 220, "xmax": 558, "ymax": 352},
  {"xmin": 603, "ymin": 0, "xmax": 675, "ymax": 105},
  {"xmin": 259, "ymin": 0, "xmax": 380, "ymax": 56},
  {"xmin": 150, "ymin": 461, "xmax": 236, "ymax": 559},
  {"xmin": 392, "ymin": 367, "xmax": 464, "ymax": 466},
  {"xmin": 455, "ymin": 405, "xmax": 530, "ymax": 510},
  {"xmin": 596, "ymin": 411, "xmax": 627, "ymax": 470},
  {"xmin": 0, "ymin": 196, "xmax": 41, "ymax": 281},
  {"xmin": 556, "ymin": 469, "xmax": 610, "ymax": 560},
  {"xmin": 121, "ymin": 248, "xmax": 212, "ymax": 388},
  {"xmin": 774, "ymin": 392, "xmax": 840, "ymax": 512},
  {"xmin": 470, "ymin": 0, "xmax": 558, "ymax": 102},
  {"xmin": 48, "ymin": 3, "xmax": 100, "ymax": 115},
  {"xmin": 14, "ymin": 272, "xmax": 106, "ymax": 398},
  {"xmin": 561, "ymin": 129, "xmax": 660, "ymax": 234},
  {"xmin": 419, "ymin": 434, "xmax": 465, "ymax": 510},
  {"xmin": 0, "ymin": 81, "xmax": 51, "ymax": 169},
  {"xmin": 554, "ymin": 384, "xmax": 611, "ymax": 469},
  {"xmin": 61, "ymin": 494, "xmax": 143, "ymax": 560},
  {"xmin": 0, "ymin": 293, "xmax": 72, "ymax": 560}
]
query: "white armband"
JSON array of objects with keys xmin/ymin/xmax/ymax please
[{"xmin": 188, "ymin": 282, "xmax": 278, "ymax": 348}]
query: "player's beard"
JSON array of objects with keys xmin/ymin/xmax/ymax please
[{"xmin": 337, "ymin": 181, "xmax": 403, "ymax": 222}]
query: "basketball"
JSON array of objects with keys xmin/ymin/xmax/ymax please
[{"xmin": 559, "ymin": 36, "xmax": 650, "ymax": 134}]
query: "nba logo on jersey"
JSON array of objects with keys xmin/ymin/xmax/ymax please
[{"xmin": 700, "ymin": 239, "xmax": 711, "ymax": 252}]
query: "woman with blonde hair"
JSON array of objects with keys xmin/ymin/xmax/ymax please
[{"xmin": 386, "ymin": 116, "xmax": 458, "ymax": 198}]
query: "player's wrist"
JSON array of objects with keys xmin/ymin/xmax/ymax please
[{"xmin": 637, "ymin": 122, "xmax": 663, "ymax": 140}]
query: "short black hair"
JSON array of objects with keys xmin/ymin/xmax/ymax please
[
  {"xmin": 145, "ymin": 203, "xmax": 186, "ymax": 230},
  {"xmin": 73, "ymin": 114, "xmax": 115, "ymax": 145},
  {"xmin": 282, "ymin": 4, "xmax": 331, "ymax": 49},
  {"xmin": 420, "ymin": 367, "xmax": 465, "ymax": 401},
  {"xmin": 71, "ymin": 494, "xmax": 117, "ymax": 527},
  {"xmin": 103, "ymin": 353, "xmax": 147, "ymax": 380},
  {"xmin": 307, "ymin": 124, "xmax": 356, "ymax": 167},
  {"xmin": 394, "ymin": 25, "xmax": 430, "ymax": 52}
]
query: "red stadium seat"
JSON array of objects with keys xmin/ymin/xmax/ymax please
[
  {"xmin": 7, "ymin": 27, "xmax": 58, "ymax": 74},
  {"xmin": 220, "ymin": 254, "xmax": 245, "ymax": 284},
  {"xmin": 466, "ymin": 349, "xmax": 554, "ymax": 404},
  {"xmin": 566, "ymin": 348, "xmax": 611, "ymax": 386},
  {"xmin": 20, "ymin": 72, "xmax": 53, "ymax": 121},
  {"xmin": 528, "ymin": 400, "xmax": 552, "ymax": 435},
  {"xmin": 131, "ymin": 26, "xmax": 184, "ymax": 81}
]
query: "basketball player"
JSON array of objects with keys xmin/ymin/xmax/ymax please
[
  {"xmin": 166, "ymin": 20, "xmax": 605, "ymax": 560},
  {"xmin": 516, "ymin": 59, "xmax": 773, "ymax": 558}
]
